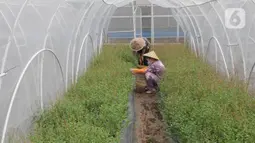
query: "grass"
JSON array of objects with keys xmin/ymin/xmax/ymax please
[
  {"xmin": 155, "ymin": 44, "xmax": 255, "ymax": 143},
  {"xmin": 29, "ymin": 43, "xmax": 255, "ymax": 143},
  {"xmin": 30, "ymin": 45, "xmax": 136, "ymax": 143}
]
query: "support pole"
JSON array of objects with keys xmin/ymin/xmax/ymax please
[
  {"xmin": 151, "ymin": 3, "xmax": 154, "ymax": 46},
  {"xmin": 177, "ymin": 23, "xmax": 180, "ymax": 42},
  {"xmin": 132, "ymin": 1, "xmax": 136, "ymax": 38},
  {"xmin": 140, "ymin": 8, "xmax": 142, "ymax": 37}
]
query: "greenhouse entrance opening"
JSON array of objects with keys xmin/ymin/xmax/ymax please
[{"xmin": 107, "ymin": 0, "xmax": 185, "ymax": 44}]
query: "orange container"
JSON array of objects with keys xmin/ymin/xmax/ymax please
[{"xmin": 131, "ymin": 67, "xmax": 148, "ymax": 74}]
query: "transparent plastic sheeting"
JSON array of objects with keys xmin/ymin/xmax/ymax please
[
  {"xmin": 0, "ymin": 0, "xmax": 255, "ymax": 142},
  {"xmin": 0, "ymin": 0, "xmax": 117, "ymax": 142},
  {"xmin": 146, "ymin": 0, "xmax": 255, "ymax": 91},
  {"xmin": 107, "ymin": 5, "xmax": 142, "ymax": 42}
]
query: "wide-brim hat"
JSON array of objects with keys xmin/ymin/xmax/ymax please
[
  {"xmin": 143, "ymin": 51, "xmax": 159, "ymax": 60},
  {"xmin": 130, "ymin": 38, "xmax": 146, "ymax": 51}
]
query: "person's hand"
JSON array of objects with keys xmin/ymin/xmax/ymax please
[
  {"xmin": 130, "ymin": 68, "xmax": 135, "ymax": 74},
  {"xmin": 137, "ymin": 65, "xmax": 147, "ymax": 69}
]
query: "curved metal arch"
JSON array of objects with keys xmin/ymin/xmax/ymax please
[
  {"xmin": 97, "ymin": 6, "xmax": 114, "ymax": 53},
  {"xmin": 177, "ymin": 5, "xmax": 203, "ymax": 57},
  {"xmin": 175, "ymin": 9, "xmax": 196, "ymax": 54},
  {"xmin": 1, "ymin": 49, "xmax": 65, "ymax": 143},
  {"xmin": 54, "ymin": 15, "xmax": 66, "ymax": 35},
  {"xmin": 247, "ymin": 62, "xmax": 255, "ymax": 91},
  {"xmin": 184, "ymin": 31, "xmax": 189, "ymax": 43},
  {"xmin": 246, "ymin": 36, "xmax": 255, "ymax": 90},
  {"xmin": 171, "ymin": 6, "xmax": 187, "ymax": 30},
  {"xmin": 173, "ymin": 8, "xmax": 198, "ymax": 39},
  {"xmin": 104, "ymin": 6, "xmax": 118, "ymax": 40},
  {"xmin": 190, "ymin": 35, "xmax": 197, "ymax": 55},
  {"xmin": 210, "ymin": 1, "xmax": 242, "ymax": 78},
  {"xmin": 101, "ymin": 5, "xmax": 118, "ymax": 44},
  {"xmin": 177, "ymin": 0, "xmax": 217, "ymax": 8},
  {"xmin": 10, "ymin": 0, "xmax": 28, "ymax": 36},
  {"xmin": 184, "ymin": 31, "xmax": 190, "ymax": 46},
  {"xmin": 44, "ymin": 3, "xmax": 65, "ymax": 34},
  {"xmin": 207, "ymin": 36, "xmax": 230, "ymax": 78},
  {"xmin": 172, "ymin": 12, "xmax": 186, "ymax": 31},
  {"xmin": 185, "ymin": 31, "xmax": 197, "ymax": 55},
  {"xmin": 28, "ymin": 3, "xmax": 44, "ymax": 21},
  {"xmin": 88, "ymin": 3, "xmax": 108, "ymax": 56},
  {"xmin": 0, "ymin": 8, "xmax": 27, "ymax": 59},
  {"xmin": 245, "ymin": 5, "xmax": 255, "ymax": 82},
  {"xmin": 65, "ymin": 3, "xmax": 92, "ymax": 90},
  {"xmin": 0, "ymin": 38, "xmax": 11, "ymax": 90},
  {"xmin": 56, "ymin": 9, "xmax": 68, "ymax": 27},
  {"xmin": 222, "ymin": 0, "xmax": 249, "ymax": 8},
  {"xmin": 175, "ymin": 8, "xmax": 197, "ymax": 40},
  {"xmin": 188, "ymin": 0, "xmax": 217, "ymax": 60},
  {"xmin": 0, "ymin": 11, "xmax": 12, "ymax": 31},
  {"xmin": 99, "ymin": 29, "xmax": 105, "ymax": 53},
  {"xmin": 71, "ymin": 1, "xmax": 95, "ymax": 84},
  {"xmin": 4, "ymin": 2, "xmax": 27, "ymax": 46},
  {"xmin": 39, "ymin": 34, "xmax": 59, "ymax": 110},
  {"xmin": 59, "ymin": 1, "xmax": 77, "ymax": 10},
  {"xmin": 0, "ymin": 1, "xmax": 32, "ymax": 91},
  {"xmin": 148, "ymin": 0, "xmax": 215, "ymax": 8},
  {"xmin": 75, "ymin": 33, "xmax": 93, "ymax": 83},
  {"xmin": 159, "ymin": 0, "xmax": 203, "ymax": 56},
  {"xmin": 1, "ymin": 1, "xmax": 43, "ymax": 90},
  {"xmin": 0, "ymin": 12, "xmax": 12, "ymax": 88},
  {"xmin": 171, "ymin": 10, "xmax": 188, "ymax": 34},
  {"xmin": 246, "ymin": 9, "xmax": 255, "ymax": 39},
  {"xmin": 102, "ymin": 0, "xmax": 115, "ymax": 5},
  {"xmin": 102, "ymin": 0, "xmax": 110, "ymax": 5},
  {"xmin": 102, "ymin": 0, "xmax": 132, "ymax": 6},
  {"xmin": 95, "ymin": 6, "xmax": 112, "ymax": 55},
  {"xmin": 248, "ymin": 36, "xmax": 255, "ymax": 44},
  {"xmin": 171, "ymin": 9, "xmax": 196, "ymax": 45},
  {"xmin": 39, "ymin": 2, "xmax": 70, "ymax": 100},
  {"xmin": 172, "ymin": 9, "xmax": 194, "ymax": 51}
]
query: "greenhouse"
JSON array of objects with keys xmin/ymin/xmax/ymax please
[{"xmin": 0, "ymin": 0, "xmax": 255, "ymax": 142}]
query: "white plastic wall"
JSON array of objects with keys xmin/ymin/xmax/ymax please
[
  {"xmin": 1, "ymin": 0, "xmax": 255, "ymax": 142},
  {"xmin": 0, "ymin": 0, "xmax": 117, "ymax": 142}
]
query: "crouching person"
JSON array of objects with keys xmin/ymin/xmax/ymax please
[
  {"xmin": 130, "ymin": 37, "xmax": 151, "ymax": 66},
  {"xmin": 143, "ymin": 51, "xmax": 166, "ymax": 94}
]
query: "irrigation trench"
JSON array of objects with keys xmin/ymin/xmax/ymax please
[{"xmin": 121, "ymin": 74, "xmax": 173, "ymax": 143}]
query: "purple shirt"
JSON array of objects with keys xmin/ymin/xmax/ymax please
[{"xmin": 145, "ymin": 60, "xmax": 165, "ymax": 79}]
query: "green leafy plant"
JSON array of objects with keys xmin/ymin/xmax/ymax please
[
  {"xmin": 30, "ymin": 45, "xmax": 134, "ymax": 143},
  {"xmin": 157, "ymin": 44, "xmax": 255, "ymax": 143}
]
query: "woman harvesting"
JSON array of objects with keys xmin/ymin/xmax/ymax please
[
  {"xmin": 130, "ymin": 37, "xmax": 151, "ymax": 66},
  {"xmin": 131, "ymin": 51, "xmax": 166, "ymax": 94}
]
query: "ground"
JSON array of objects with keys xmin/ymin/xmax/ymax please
[
  {"xmin": 133, "ymin": 73, "xmax": 172, "ymax": 143},
  {"xmin": 134, "ymin": 93, "xmax": 171, "ymax": 143},
  {"xmin": 29, "ymin": 44, "xmax": 255, "ymax": 143}
]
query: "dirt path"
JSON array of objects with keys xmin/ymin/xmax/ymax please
[{"xmin": 134, "ymin": 92, "xmax": 171, "ymax": 143}]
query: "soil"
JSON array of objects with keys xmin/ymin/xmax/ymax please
[{"xmin": 134, "ymin": 92, "xmax": 171, "ymax": 143}]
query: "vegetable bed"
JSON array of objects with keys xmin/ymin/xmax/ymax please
[
  {"xmin": 157, "ymin": 44, "xmax": 255, "ymax": 143},
  {"xmin": 30, "ymin": 45, "xmax": 136, "ymax": 143}
]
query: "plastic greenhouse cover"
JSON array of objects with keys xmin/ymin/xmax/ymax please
[
  {"xmin": 105, "ymin": 0, "xmax": 217, "ymax": 7},
  {"xmin": 1, "ymin": 0, "xmax": 255, "ymax": 142}
]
